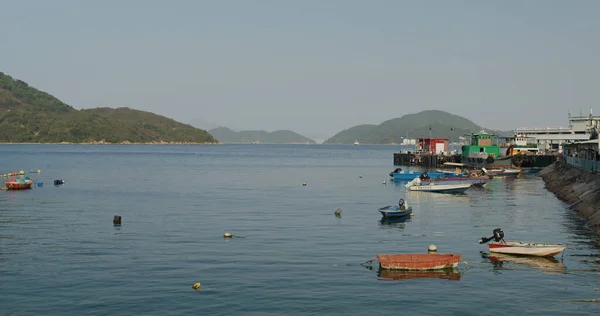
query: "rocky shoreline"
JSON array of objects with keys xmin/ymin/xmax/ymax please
[{"xmin": 539, "ymin": 160, "xmax": 600, "ymax": 236}]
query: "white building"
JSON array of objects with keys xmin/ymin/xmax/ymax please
[{"xmin": 514, "ymin": 109, "xmax": 599, "ymax": 151}]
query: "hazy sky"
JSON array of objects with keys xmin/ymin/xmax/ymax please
[{"xmin": 1, "ymin": 0, "xmax": 599, "ymax": 140}]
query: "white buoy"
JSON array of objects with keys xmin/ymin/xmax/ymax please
[
  {"xmin": 224, "ymin": 233, "xmax": 233, "ymax": 238},
  {"xmin": 428, "ymin": 244, "xmax": 437, "ymax": 252},
  {"xmin": 192, "ymin": 282, "xmax": 201, "ymax": 290}
]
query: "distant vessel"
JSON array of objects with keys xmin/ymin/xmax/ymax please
[{"xmin": 353, "ymin": 140, "xmax": 360, "ymax": 146}]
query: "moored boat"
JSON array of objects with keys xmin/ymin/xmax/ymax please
[
  {"xmin": 479, "ymin": 228, "xmax": 566, "ymax": 257},
  {"xmin": 5, "ymin": 177, "xmax": 33, "ymax": 190},
  {"xmin": 378, "ymin": 202, "xmax": 413, "ymax": 219},
  {"xmin": 481, "ymin": 167, "xmax": 522, "ymax": 178},
  {"xmin": 420, "ymin": 176, "xmax": 489, "ymax": 187},
  {"xmin": 389, "ymin": 168, "xmax": 463, "ymax": 181},
  {"xmin": 405, "ymin": 177, "xmax": 472, "ymax": 194},
  {"xmin": 377, "ymin": 253, "xmax": 461, "ymax": 270}
]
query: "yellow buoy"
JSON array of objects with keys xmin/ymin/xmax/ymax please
[
  {"xmin": 19, "ymin": 170, "xmax": 24, "ymax": 175},
  {"xmin": 192, "ymin": 282, "xmax": 201, "ymax": 290},
  {"xmin": 37, "ymin": 170, "xmax": 41, "ymax": 173},
  {"xmin": 224, "ymin": 232, "xmax": 233, "ymax": 238},
  {"xmin": 410, "ymin": 213, "xmax": 414, "ymax": 217},
  {"xmin": 428, "ymin": 244, "xmax": 437, "ymax": 252}
]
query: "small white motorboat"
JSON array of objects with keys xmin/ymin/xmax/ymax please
[
  {"xmin": 405, "ymin": 177, "xmax": 472, "ymax": 194},
  {"xmin": 479, "ymin": 228, "xmax": 566, "ymax": 257}
]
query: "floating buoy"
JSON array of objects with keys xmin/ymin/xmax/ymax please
[
  {"xmin": 113, "ymin": 215, "xmax": 122, "ymax": 225},
  {"xmin": 428, "ymin": 244, "xmax": 437, "ymax": 252},
  {"xmin": 410, "ymin": 213, "xmax": 414, "ymax": 217},
  {"xmin": 54, "ymin": 179, "xmax": 65, "ymax": 185},
  {"xmin": 359, "ymin": 175, "xmax": 363, "ymax": 179},
  {"xmin": 224, "ymin": 232, "xmax": 232, "ymax": 238},
  {"xmin": 192, "ymin": 283, "xmax": 201, "ymax": 290},
  {"xmin": 302, "ymin": 183, "xmax": 307, "ymax": 186},
  {"xmin": 37, "ymin": 182, "xmax": 43, "ymax": 187},
  {"xmin": 19, "ymin": 170, "xmax": 24, "ymax": 175},
  {"xmin": 382, "ymin": 180, "xmax": 387, "ymax": 185},
  {"xmin": 334, "ymin": 208, "xmax": 342, "ymax": 216}
]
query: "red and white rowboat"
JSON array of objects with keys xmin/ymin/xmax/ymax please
[
  {"xmin": 488, "ymin": 241, "xmax": 566, "ymax": 257},
  {"xmin": 377, "ymin": 254, "xmax": 461, "ymax": 270}
]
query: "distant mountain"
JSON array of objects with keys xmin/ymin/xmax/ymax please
[
  {"xmin": 186, "ymin": 118, "xmax": 221, "ymax": 131},
  {"xmin": 209, "ymin": 127, "xmax": 316, "ymax": 144},
  {"xmin": 0, "ymin": 71, "xmax": 217, "ymax": 143},
  {"xmin": 324, "ymin": 110, "xmax": 511, "ymax": 144}
]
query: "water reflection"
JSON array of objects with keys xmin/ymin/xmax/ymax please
[
  {"xmin": 377, "ymin": 268, "xmax": 461, "ymax": 281},
  {"xmin": 405, "ymin": 191, "xmax": 472, "ymax": 203},
  {"xmin": 378, "ymin": 216, "xmax": 412, "ymax": 229},
  {"xmin": 481, "ymin": 252, "xmax": 567, "ymax": 274}
]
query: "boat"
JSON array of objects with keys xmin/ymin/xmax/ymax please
[
  {"xmin": 389, "ymin": 168, "xmax": 463, "ymax": 181},
  {"xmin": 377, "ymin": 253, "xmax": 461, "ymax": 270},
  {"xmin": 421, "ymin": 174, "xmax": 489, "ymax": 187},
  {"xmin": 5, "ymin": 177, "xmax": 33, "ymax": 190},
  {"xmin": 481, "ymin": 167, "xmax": 522, "ymax": 178},
  {"xmin": 378, "ymin": 268, "xmax": 461, "ymax": 281},
  {"xmin": 353, "ymin": 140, "xmax": 360, "ymax": 146},
  {"xmin": 405, "ymin": 177, "xmax": 472, "ymax": 194},
  {"xmin": 378, "ymin": 200, "xmax": 412, "ymax": 218},
  {"xmin": 479, "ymin": 228, "xmax": 566, "ymax": 257}
]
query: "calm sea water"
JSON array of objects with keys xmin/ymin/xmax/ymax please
[{"xmin": 1, "ymin": 144, "xmax": 599, "ymax": 315}]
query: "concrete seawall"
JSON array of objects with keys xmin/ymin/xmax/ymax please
[{"xmin": 539, "ymin": 160, "xmax": 600, "ymax": 236}]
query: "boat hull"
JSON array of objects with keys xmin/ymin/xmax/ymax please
[
  {"xmin": 421, "ymin": 177, "xmax": 488, "ymax": 187},
  {"xmin": 378, "ymin": 254, "xmax": 461, "ymax": 270},
  {"xmin": 378, "ymin": 268, "xmax": 461, "ymax": 281},
  {"xmin": 378, "ymin": 206, "xmax": 412, "ymax": 218},
  {"xmin": 5, "ymin": 180, "xmax": 33, "ymax": 190},
  {"xmin": 406, "ymin": 183, "xmax": 472, "ymax": 194},
  {"xmin": 488, "ymin": 241, "xmax": 566, "ymax": 257}
]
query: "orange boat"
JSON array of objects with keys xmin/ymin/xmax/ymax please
[
  {"xmin": 5, "ymin": 178, "xmax": 33, "ymax": 190},
  {"xmin": 377, "ymin": 254, "xmax": 461, "ymax": 270}
]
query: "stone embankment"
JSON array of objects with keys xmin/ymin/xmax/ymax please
[{"xmin": 539, "ymin": 160, "xmax": 600, "ymax": 236}]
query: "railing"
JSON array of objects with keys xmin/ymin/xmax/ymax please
[{"xmin": 565, "ymin": 156, "xmax": 600, "ymax": 172}]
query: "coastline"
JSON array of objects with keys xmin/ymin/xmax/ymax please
[{"xmin": 0, "ymin": 141, "xmax": 221, "ymax": 145}]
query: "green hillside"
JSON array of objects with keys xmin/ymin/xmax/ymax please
[
  {"xmin": 209, "ymin": 127, "xmax": 316, "ymax": 144},
  {"xmin": 325, "ymin": 110, "xmax": 511, "ymax": 144},
  {"xmin": 0, "ymin": 72, "xmax": 217, "ymax": 143}
]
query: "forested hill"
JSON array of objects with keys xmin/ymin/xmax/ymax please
[
  {"xmin": 209, "ymin": 127, "xmax": 316, "ymax": 144},
  {"xmin": 0, "ymin": 72, "xmax": 217, "ymax": 143},
  {"xmin": 324, "ymin": 110, "xmax": 510, "ymax": 144}
]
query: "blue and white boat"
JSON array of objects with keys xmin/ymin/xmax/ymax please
[
  {"xmin": 378, "ymin": 205, "xmax": 413, "ymax": 218},
  {"xmin": 389, "ymin": 168, "xmax": 463, "ymax": 181}
]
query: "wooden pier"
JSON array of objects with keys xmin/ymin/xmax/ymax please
[
  {"xmin": 393, "ymin": 152, "xmax": 558, "ymax": 168},
  {"xmin": 393, "ymin": 152, "xmax": 462, "ymax": 168}
]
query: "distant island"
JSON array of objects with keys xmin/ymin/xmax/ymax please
[
  {"xmin": 209, "ymin": 127, "xmax": 316, "ymax": 144},
  {"xmin": 0, "ymin": 72, "xmax": 217, "ymax": 144},
  {"xmin": 324, "ymin": 110, "xmax": 512, "ymax": 144}
]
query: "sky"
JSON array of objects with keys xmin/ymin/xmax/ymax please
[{"xmin": 1, "ymin": 0, "xmax": 599, "ymax": 142}]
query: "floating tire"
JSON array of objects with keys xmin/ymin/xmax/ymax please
[
  {"xmin": 512, "ymin": 154, "xmax": 524, "ymax": 167},
  {"xmin": 477, "ymin": 158, "xmax": 484, "ymax": 163},
  {"xmin": 486, "ymin": 156, "xmax": 495, "ymax": 164}
]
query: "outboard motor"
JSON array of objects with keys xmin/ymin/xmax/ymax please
[
  {"xmin": 479, "ymin": 228, "xmax": 504, "ymax": 244},
  {"xmin": 389, "ymin": 168, "xmax": 402, "ymax": 177}
]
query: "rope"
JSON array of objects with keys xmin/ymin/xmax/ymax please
[{"xmin": 360, "ymin": 257, "xmax": 377, "ymax": 266}]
